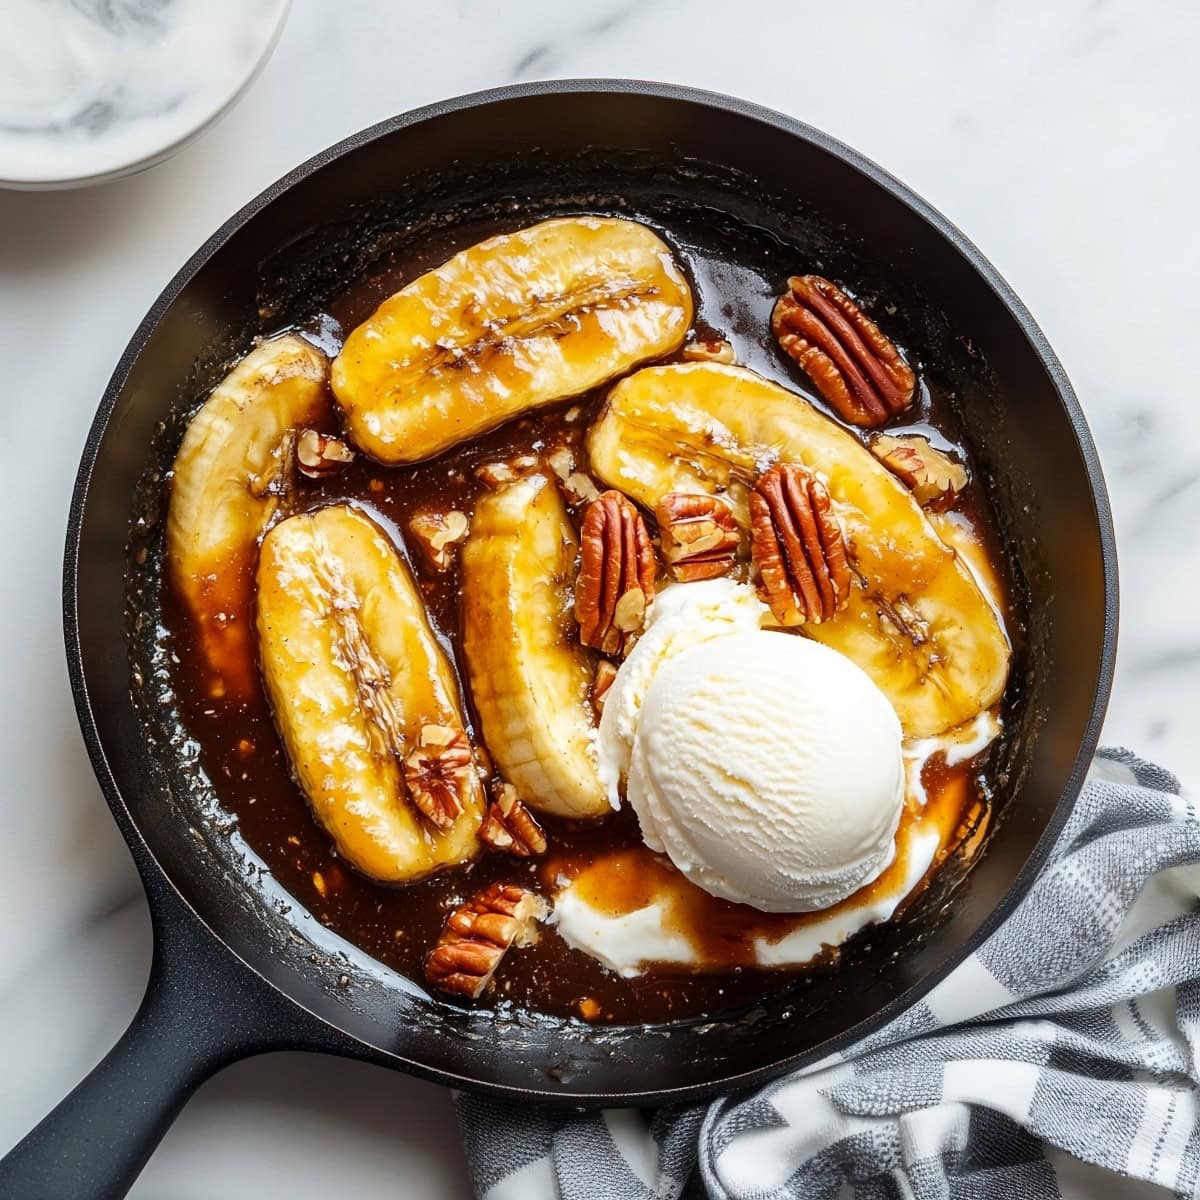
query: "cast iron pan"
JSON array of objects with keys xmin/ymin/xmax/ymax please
[{"xmin": 0, "ymin": 81, "xmax": 1117, "ymax": 1199}]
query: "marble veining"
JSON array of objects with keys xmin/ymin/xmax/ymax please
[
  {"xmin": 0, "ymin": 1, "xmax": 1194, "ymax": 1197},
  {"xmin": 0, "ymin": 0, "xmax": 288, "ymax": 184}
]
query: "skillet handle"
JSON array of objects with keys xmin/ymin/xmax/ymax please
[{"xmin": 0, "ymin": 876, "xmax": 323, "ymax": 1200}]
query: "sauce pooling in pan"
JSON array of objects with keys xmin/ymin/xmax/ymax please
[{"xmin": 158, "ymin": 212, "xmax": 1018, "ymax": 1024}]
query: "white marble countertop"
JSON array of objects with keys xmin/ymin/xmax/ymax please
[{"xmin": 1, "ymin": 1, "xmax": 1196, "ymax": 1196}]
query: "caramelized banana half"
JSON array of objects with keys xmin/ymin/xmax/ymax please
[
  {"xmin": 587, "ymin": 363, "xmax": 1010, "ymax": 737},
  {"xmin": 461, "ymin": 474, "xmax": 608, "ymax": 819},
  {"xmin": 331, "ymin": 217, "xmax": 693, "ymax": 463},
  {"xmin": 167, "ymin": 334, "xmax": 328, "ymax": 700},
  {"xmin": 258, "ymin": 505, "xmax": 484, "ymax": 881}
]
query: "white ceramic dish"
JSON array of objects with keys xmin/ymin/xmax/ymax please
[{"xmin": 0, "ymin": 0, "xmax": 290, "ymax": 191}]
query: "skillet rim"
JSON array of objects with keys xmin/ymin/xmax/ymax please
[{"xmin": 61, "ymin": 78, "xmax": 1120, "ymax": 1104}]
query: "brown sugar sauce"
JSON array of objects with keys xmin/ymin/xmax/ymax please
[
  {"xmin": 160, "ymin": 211, "xmax": 1018, "ymax": 1024},
  {"xmin": 547, "ymin": 764, "xmax": 980, "ymax": 975}
]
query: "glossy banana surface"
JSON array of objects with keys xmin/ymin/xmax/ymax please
[
  {"xmin": 166, "ymin": 334, "xmax": 328, "ymax": 700},
  {"xmin": 587, "ymin": 363, "xmax": 1010, "ymax": 737},
  {"xmin": 460, "ymin": 474, "xmax": 609, "ymax": 819},
  {"xmin": 331, "ymin": 217, "xmax": 693, "ymax": 463},
  {"xmin": 258, "ymin": 505, "xmax": 484, "ymax": 881}
]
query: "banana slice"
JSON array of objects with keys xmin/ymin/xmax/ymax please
[
  {"xmin": 460, "ymin": 473, "xmax": 608, "ymax": 819},
  {"xmin": 167, "ymin": 334, "xmax": 328, "ymax": 700},
  {"xmin": 331, "ymin": 217, "xmax": 693, "ymax": 463},
  {"xmin": 587, "ymin": 363, "xmax": 1010, "ymax": 738},
  {"xmin": 258, "ymin": 505, "xmax": 484, "ymax": 882}
]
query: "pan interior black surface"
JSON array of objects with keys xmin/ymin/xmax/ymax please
[{"xmin": 71, "ymin": 84, "xmax": 1115, "ymax": 1102}]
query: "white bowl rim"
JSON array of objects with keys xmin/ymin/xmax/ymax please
[{"xmin": 0, "ymin": 0, "xmax": 291, "ymax": 191}]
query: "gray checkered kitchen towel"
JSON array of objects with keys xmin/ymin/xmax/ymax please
[{"xmin": 457, "ymin": 752, "xmax": 1200, "ymax": 1198}]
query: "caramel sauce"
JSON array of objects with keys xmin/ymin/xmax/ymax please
[
  {"xmin": 190, "ymin": 562, "xmax": 258, "ymax": 701},
  {"xmin": 155, "ymin": 210, "xmax": 1020, "ymax": 1023},
  {"xmin": 545, "ymin": 759, "xmax": 975, "ymax": 973}
]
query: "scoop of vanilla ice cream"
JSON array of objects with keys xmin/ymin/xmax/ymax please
[
  {"xmin": 598, "ymin": 579, "xmax": 770, "ymax": 805},
  {"xmin": 599, "ymin": 583, "xmax": 905, "ymax": 913}
]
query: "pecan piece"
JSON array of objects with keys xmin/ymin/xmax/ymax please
[
  {"xmin": 575, "ymin": 491, "xmax": 656, "ymax": 656},
  {"xmin": 871, "ymin": 434, "xmax": 967, "ymax": 509},
  {"xmin": 296, "ymin": 428, "xmax": 355, "ymax": 478},
  {"xmin": 681, "ymin": 336, "xmax": 736, "ymax": 364},
  {"xmin": 750, "ymin": 464, "xmax": 851, "ymax": 625},
  {"xmin": 655, "ymin": 492, "xmax": 741, "ymax": 582},
  {"xmin": 545, "ymin": 445, "xmax": 601, "ymax": 505},
  {"xmin": 425, "ymin": 882, "xmax": 547, "ymax": 999},
  {"xmin": 480, "ymin": 782, "xmax": 547, "ymax": 857},
  {"xmin": 403, "ymin": 724, "xmax": 474, "ymax": 830},
  {"xmin": 409, "ymin": 509, "xmax": 469, "ymax": 570},
  {"xmin": 475, "ymin": 454, "xmax": 540, "ymax": 489},
  {"xmin": 772, "ymin": 276, "xmax": 915, "ymax": 427}
]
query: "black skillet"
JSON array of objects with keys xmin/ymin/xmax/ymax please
[{"xmin": 0, "ymin": 81, "xmax": 1117, "ymax": 1198}]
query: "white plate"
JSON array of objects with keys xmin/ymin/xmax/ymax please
[{"xmin": 0, "ymin": 0, "xmax": 290, "ymax": 190}]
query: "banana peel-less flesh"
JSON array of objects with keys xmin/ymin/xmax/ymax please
[
  {"xmin": 587, "ymin": 363, "xmax": 1011, "ymax": 738},
  {"xmin": 460, "ymin": 473, "xmax": 609, "ymax": 819},
  {"xmin": 331, "ymin": 216, "xmax": 693, "ymax": 463},
  {"xmin": 258, "ymin": 504, "xmax": 484, "ymax": 882},
  {"xmin": 166, "ymin": 334, "xmax": 328, "ymax": 700}
]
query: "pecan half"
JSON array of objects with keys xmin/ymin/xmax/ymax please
[
  {"xmin": 655, "ymin": 492, "xmax": 741, "ymax": 582},
  {"xmin": 575, "ymin": 491, "xmax": 656, "ymax": 656},
  {"xmin": 681, "ymin": 336, "xmax": 736, "ymax": 364},
  {"xmin": 403, "ymin": 724, "xmax": 474, "ymax": 830},
  {"xmin": 409, "ymin": 509, "xmax": 469, "ymax": 570},
  {"xmin": 480, "ymin": 783, "xmax": 547, "ymax": 857},
  {"xmin": 750, "ymin": 464, "xmax": 851, "ymax": 625},
  {"xmin": 772, "ymin": 276, "xmax": 915, "ymax": 428},
  {"xmin": 871, "ymin": 434, "xmax": 967, "ymax": 509},
  {"xmin": 297, "ymin": 429, "xmax": 355, "ymax": 478},
  {"xmin": 425, "ymin": 882, "xmax": 547, "ymax": 998}
]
